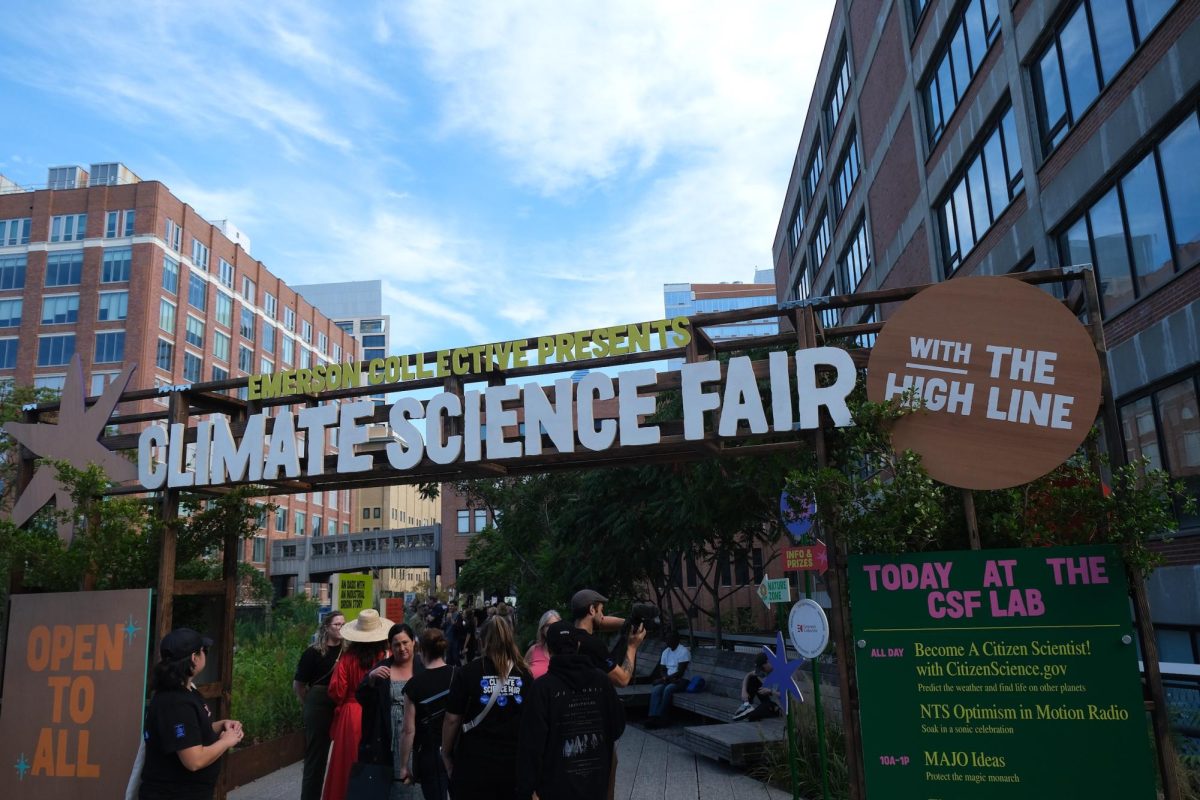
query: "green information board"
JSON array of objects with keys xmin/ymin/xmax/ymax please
[{"xmin": 849, "ymin": 545, "xmax": 1155, "ymax": 799}]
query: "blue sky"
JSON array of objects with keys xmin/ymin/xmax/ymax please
[{"xmin": 1, "ymin": 1, "xmax": 834, "ymax": 357}]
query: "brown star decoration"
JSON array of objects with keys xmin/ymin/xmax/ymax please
[{"xmin": 4, "ymin": 354, "xmax": 137, "ymax": 543}]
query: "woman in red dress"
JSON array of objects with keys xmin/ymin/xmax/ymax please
[{"xmin": 322, "ymin": 609, "xmax": 392, "ymax": 800}]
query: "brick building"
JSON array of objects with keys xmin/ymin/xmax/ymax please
[
  {"xmin": 0, "ymin": 163, "xmax": 358, "ymax": 576},
  {"xmin": 771, "ymin": 0, "xmax": 1200, "ymax": 656}
]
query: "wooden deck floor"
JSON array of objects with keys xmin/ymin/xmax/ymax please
[{"xmin": 228, "ymin": 724, "xmax": 793, "ymax": 800}]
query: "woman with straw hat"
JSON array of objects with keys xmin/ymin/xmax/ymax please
[{"xmin": 323, "ymin": 609, "xmax": 392, "ymax": 800}]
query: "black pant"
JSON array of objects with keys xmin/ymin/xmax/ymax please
[
  {"xmin": 301, "ymin": 686, "xmax": 334, "ymax": 800},
  {"xmin": 415, "ymin": 746, "xmax": 449, "ymax": 800},
  {"xmin": 748, "ymin": 699, "xmax": 781, "ymax": 721}
]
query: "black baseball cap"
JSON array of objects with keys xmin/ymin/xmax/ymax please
[
  {"xmin": 160, "ymin": 628, "xmax": 213, "ymax": 660},
  {"xmin": 545, "ymin": 620, "xmax": 579, "ymax": 656},
  {"xmin": 570, "ymin": 589, "xmax": 608, "ymax": 617}
]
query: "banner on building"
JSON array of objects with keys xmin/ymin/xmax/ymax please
[{"xmin": 0, "ymin": 589, "xmax": 152, "ymax": 799}]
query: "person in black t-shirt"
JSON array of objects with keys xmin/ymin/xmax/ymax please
[
  {"xmin": 399, "ymin": 628, "xmax": 455, "ymax": 800},
  {"xmin": 442, "ymin": 617, "xmax": 531, "ymax": 800},
  {"xmin": 733, "ymin": 652, "xmax": 782, "ymax": 721},
  {"xmin": 292, "ymin": 609, "xmax": 344, "ymax": 800},
  {"xmin": 570, "ymin": 589, "xmax": 646, "ymax": 688},
  {"xmin": 139, "ymin": 628, "xmax": 243, "ymax": 800}
]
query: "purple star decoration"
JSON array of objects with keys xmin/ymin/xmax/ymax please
[{"xmin": 761, "ymin": 631, "xmax": 806, "ymax": 713}]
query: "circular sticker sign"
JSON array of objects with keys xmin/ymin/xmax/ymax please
[
  {"xmin": 865, "ymin": 277, "xmax": 1101, "ymax": 490},
  {"xmin": 789, "ymin": 598, "xmax": 830, "ymax": 659}
]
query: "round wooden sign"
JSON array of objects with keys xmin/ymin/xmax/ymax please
[{"xmin": 865, "ymin": 276, "xmax": 1101, "ymax": 490}]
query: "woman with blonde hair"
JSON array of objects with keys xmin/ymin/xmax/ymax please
[
  {"xmin": 523, "ymin": 610, "xmax": 560, "ymax": 680},
  {"xmin": 442, "ymin": 618, "xmax": 531, "ymax": 799}
]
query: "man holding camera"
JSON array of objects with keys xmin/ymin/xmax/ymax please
[{"xmin": 570, "ymin": 589, "xmax": 646, "ymax": 687}]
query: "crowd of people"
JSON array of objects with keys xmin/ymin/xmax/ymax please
[
  {"xmin": 134, "ymin": 591, "xmax": 781, "ymax": 800},
  {"xmin": 287, "ymin": 590, "xmax": 643, "ymax": 800}
]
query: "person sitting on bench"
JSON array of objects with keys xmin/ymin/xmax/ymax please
[
  {"xmin": 733, "ymin": 652, "xmax": 782, "ymax": 721},
  {"xmin": 646, "ymin": 631, "xmax": 690, "ymax": 728}
]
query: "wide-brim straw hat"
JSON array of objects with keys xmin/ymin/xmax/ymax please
[{"xmin": 340, "ymin": 609, "xmax": 394, "ymax": 643}]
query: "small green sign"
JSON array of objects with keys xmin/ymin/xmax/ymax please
[
  {"xmin": 849, "ymin": 545, "xmax": 1155, "ymax": 799},
  {"xmin": 758, "ymin": 576, "xmax": 792, "ymax": 607}
]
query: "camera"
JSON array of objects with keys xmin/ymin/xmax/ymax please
[{"xmin": 626, "ymin": 602, "xmax": 662, "ymax": 636}]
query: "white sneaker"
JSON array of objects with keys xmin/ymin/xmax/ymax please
[{"xmin": 732, "ymin": 702, "xmax": 754, "ymax": 720}]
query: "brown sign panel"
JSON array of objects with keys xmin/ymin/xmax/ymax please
[
  {"xmin": 865, "ymin": 276, "xmax": 1101, "ymax": 490},
  {"xmin": 0, "ymin": 589, "xmax": 152, "ymax": 798}
]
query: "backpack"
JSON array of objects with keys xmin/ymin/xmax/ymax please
[
  {"xmin": 414, "ymin": 667, "xmax": 455, "ymax": 755},
  {"xmin": 685, "ymin": 675, "xmax": 706, "ymax": 693}
]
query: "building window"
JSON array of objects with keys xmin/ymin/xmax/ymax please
[
  {"xmin": 105, "ymin": 210, "xmax": 136, "ymax": 238},
  {"xmin": 805, "ymin": 144, "xmax": 823, "ymax": 204},
  {"xmin": 191, "ymin": 239, "xmax": 210, "ymax": 272},
  {"xmin": 34, "ymin": 375, "xmax": 67, "ymax": 392},
  {"xmin": 164, "ymin": 219, "xmax": 182, "ymax": 251},
  {"xmin": 41, "ymin": 294, "xmax": 79, "ymax": 324},
  {"xmin": 810, "ymin": 208, "xmax": 831, "ymax": 267},
  {"xmin": 212, "ymin": 365, "xmax": 228, "ymax": 382},
  {"xmin": 923, "ymin": 0, "xmax": 1001, "ymax": 144},
  {"xmin": 312, "ymin": 515, "xmax": 322, "ymax": 536},
  {"xmin": 295, "ymin": 511, "xmax": 306, "ymax": 536},
  {"xmin": 262, "ymin": 322, "xmax": 275, "ymax": 354},
  {"xmin": 0, "ymin": 218, "xmax": 31, "ymax": 246},
  {"xmin": 282, "ymin": 335, "xmax": 294, "ymax": 364},
  {"xmin": 263, "ymin": 292, "xmax": 277, "ymax": 318},
  {"xmin": 260, "ymin": 357, "xmax": 273, "ymax": 373},
  {"xmin": 457, "ymin": 510, "xmax": 469, "ymax": 533},
  {"xmin": 182, "ymin": 351, "xmax": 201, "ymax": 382},
  {"xmin": 185, "ymin": 315, "xmax": 205, "ymax": 348},
  {"xmin": 159, "ymin": 299, "xmax": 177, "ymax": 334},
  {"xmin": 156, "ymin": 339, "xmax": 174, "ymax": 371},
  {"xmin": 97, "ymin": 291, "xmax": 128, "ymax": 321},
  {"xmin": 940, "ymin": 104, "xmax": 1023, "ymax": 273},
  {"xmin": 241, "ymin": 276, "xmax": 255, "ymax": 306},
  {"xmin": 791, "ymin": 261, "xmax": 811, "ymax": 303},
  {"xmin": 0, "ymin": 255, "xmax": 25, "ymax": 290},
  {"xmin": 1120, "ymin": 374, "xmax": 1200, "ymax": 528},
  {"xmin": 252, "ymin": 537, "xmax": 266, "ymax": 562},
  {"xmin": 301, "ymin": 320, "xmax": 313, "ymax": 344},
  {"xmin": 333, "ymin": 343, "xmax": 342, "ymax": 362},
  {"xmin": 187, "ymin": 271, "xmax": 207, "ymax": 311},
  {"xmin": 94, "ymin": 331, "xmax": 125, "ymax": 364},
  {"xmin": 240, "ymin": 308, "xmax": 256, "ymax": 341},
  {"xmin": 318, "ymin": 331, "xmax": 328, "ymax": 353},
  {"xmin": 0, "ymin": 338, "xmax": 16, "ymax": 369},
  {"xmin": 162, "ymin": 256, "xmax": 179, "ymax": 295},
  {"xmin": 37, "ymin": 334, "xmax": 75, "ymax": 367},
  {"xmin": 50, "ymin": 214, "xmax": 87, "ymax": 243},
  {"xmin": 1034, "ymin": 0, "xmax": 1175, "ymax": 153},
  {"xmin": 101, "ymin": 248, "xmax": 131, "ymax": 282},
  {"xmin": 362, "ymin": 508, "xmax": 370, "ymax": 520},
  {"xmin": 839, "ymin": 220, "xmax": 871, "ymax": 294},
  {"xmin": 238, "ymin": 345, "xmax": 253, "ymax": 373},
  {"xmin": 1058, "ymin": 112, "xmax": 1195, "ymax": 317},
  {"xmin": 819, "ymin": 280, "xmax": 839, "ymax": 328},
  {"xmin": 214, "ymin": 330, "xmax": 231, "ymax": 362},
  {"xmin": 787, "ymin": 200, "xmax": 804, "ymax": 259},
  {"xmin": 0, "ymin": 298, "xmax": 20, "ymax": 328},
  {"xmin": 833, "ymin": 133, "xmax": 861, "ymax": 215},
  {"xmin": 283, "ymin": 306, "xmax": 296, "ymax": 332},
  {"xmin": 474, "ymin": 509, "xmax": 487, "ymax": 531},
  {"xmin": 300, "ymin": 348, "xmax": 311, "ymax": 369},
  {"xmin": 215, "ymin": 292, "xmax": 233, "ymax": 327},
  {"xmin": 328, "ymin": 520, "xmax": 337, "ymax": 536},
  {"xmin": 824, "ymin": 45, "xmax": 851, "ymax": 134},
  {"xmin": 275, "ymin": 508, "xmax": 287, "ymax": 532},
  {"xmin": 217, "ymin": 258, "xmax": 234, "ymax": 289},
  {"xmin": 45, "ymin": 252, "xmax": 83, "ymax": 287}
]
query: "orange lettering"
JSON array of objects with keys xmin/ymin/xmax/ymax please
[
  {"xmin": 47, "ymin": 675, "xmax": 70, "ymax": 723},
  {"xmin": 50, "ymin": 625, "xmax": 72, "ymax": 670},
  {"xmin": 55, "ymin": 729, "xmax": 75, "ymax": 777},
  {"xmin": 27, "ymin": 625, "xmax": 50, "ymax": 671},
  {"xmin": 77, "ymin": 730, "xmax": 100, "ymax": 778},
  {"xmin": 94, "ymin": 624, "xmax": 123, "ymax": 670},
  {"xmin": 73, "ymin": 624, "xmax": 95, "ymax": 670},
  {"xmin": 32, "ymin": 728, "xmax": 54, "ymax": 776},
  {"xmin": 70, "ymin": 676, "xmax": 95, "ymax": 724}
]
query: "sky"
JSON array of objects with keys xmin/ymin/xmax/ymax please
[{"xmin": 0, "ymin": 0, "xmax": 835, "ymax": 357}]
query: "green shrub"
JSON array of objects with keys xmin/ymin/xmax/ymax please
[
  {"xmin": 231, "ymin": 597, "xmax": 319, "ymax": 744},
  {"xmin": 751, "ymin": 703, "xmax": 849, "ymax": 800}
]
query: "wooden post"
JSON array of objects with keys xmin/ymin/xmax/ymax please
[
  {"xmin": 962, "ymin": 489, "xmax": 981, "ymax": 550},
  {"xmin": 1077, "ymin": 268, "xmax": 1181, "ymax": 800},
  {"xmin": 155, "ymin": 392, "xmax": 189, "ymax": 647}
]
